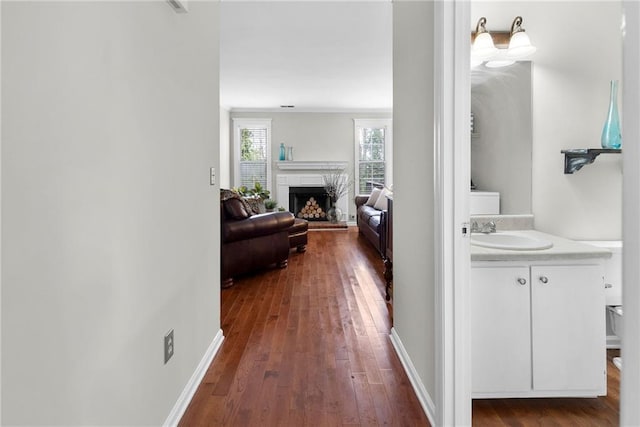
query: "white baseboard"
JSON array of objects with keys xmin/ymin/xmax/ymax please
[
  {"xmin": 389, "ymin": 328, "xmax": 436, "ymax": 426},
  {"xmin": 163, "ymin": 329, "xmax": 224, "ymax": 427},
  {"xmin": 607, "ymin": 334, "xmax": 621, "ymax": 349}
]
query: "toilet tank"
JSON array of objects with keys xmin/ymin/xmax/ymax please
[
  {"xmin": 580, "ymin": 240, "xmax": 622, "ymax": 306},
  {"xmin": 470, "ymin": 191, "xmax": 500, "ymax": 215}
]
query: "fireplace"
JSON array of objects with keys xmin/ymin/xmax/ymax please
[
  {"xmin": 275, "ymin": 164, "xmax": 348, "ymax": 223},
  {"xmin": 289, "ymin": 187, "xmax": 330, "ymax": 221}
]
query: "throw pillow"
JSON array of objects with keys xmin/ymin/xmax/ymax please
[
  {"xmin": 365, "ymin": 187, "xmax": 383, "ymax": 207},
  {"xmin": 373, "ymin": 188, "xmax": 390, "ymax": 211},
  {"xmin": 224, "ymin": 198, "xmax": 251, "ymax": 220},
  {"xmin": 244, "ymin": 197, "xmax": 265, "ymax": 215}
]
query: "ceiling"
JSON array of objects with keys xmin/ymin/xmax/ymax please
[{"xmin": 220, "ymin": 1, "xmax": 393, "ymax": 111}]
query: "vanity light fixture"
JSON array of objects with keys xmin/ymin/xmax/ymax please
[
  {"xmin": 471, "ymin": 17, "xmax": 498, "ymax": 61},
  {"xmin": 471, "ymin": 15, "xmax": 536, "ymax": 68},
  {"xmin": 506, "ymin": 16, "xmax": 537, "ymax": 59}
]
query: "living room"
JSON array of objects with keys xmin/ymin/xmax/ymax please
[{"xmin": 217, "ymin": 1, "xmax": 393, "ymax": 225}]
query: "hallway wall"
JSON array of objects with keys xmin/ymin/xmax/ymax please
[
  {"xmin": 1, "ymin": 2, "xmax": 220, "ymax": 425},
  {"xmin": 392, "ymin": 0, "xmax": 437, "ymax": 413}
]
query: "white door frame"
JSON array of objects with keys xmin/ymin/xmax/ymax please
[
  {"xmin": 622, "ymin": 2, "xmax": 640, "ymax": 425},
  {"xmin": 434, "ymin": 1, "xmax": 471, "ymax": 425}
]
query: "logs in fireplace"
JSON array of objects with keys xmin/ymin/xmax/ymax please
[{"xmin": 289, "ymin": 187, "xmax": 330, "ymax": 221}]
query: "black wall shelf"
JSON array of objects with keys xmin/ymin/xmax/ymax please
[{"xmin": 561, "ymin": 148, "xmax": 621, "ymax": 174}]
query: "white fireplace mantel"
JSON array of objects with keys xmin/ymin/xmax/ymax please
[{"xmin": 275, "ymin": 161, "xmax": 348, "ymax": 171}]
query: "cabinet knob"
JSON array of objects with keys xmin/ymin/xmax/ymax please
[
  {"xmin": 539, "ymin": 276, "xmax": 549, "ymax": 284},
  {"xmin": 517, "ymin": 278, "xmax": 527, "ymax": 285}
]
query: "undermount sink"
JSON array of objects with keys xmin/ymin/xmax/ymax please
[{"xmin": 471, "ymin": 232, "xmax": 553, "ymax": 251}]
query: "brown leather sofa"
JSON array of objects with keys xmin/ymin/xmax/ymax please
[
  {"xmin": 355, "ymin": 195, "xmax": 388, "ymax": 256},
  {"xmin": 221, "ymin": 195, "xmax": 295, "ymax": 288}
]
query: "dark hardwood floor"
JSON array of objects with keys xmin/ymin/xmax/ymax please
[
  {"xmin": 473, "ymin": 349, "xmax": 620, "ymax": 426},
  {"xmin": 180, "ymin": 227, "xmax": 429, "ymax": 426},
  {"xmin": 179, "ymin": 227, "xmax": 621, "ymax": 426}
]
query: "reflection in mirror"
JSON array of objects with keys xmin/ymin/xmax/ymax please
[{"xmin": 471, "ymin": 62, "xmax": 532, "ymax": 214}]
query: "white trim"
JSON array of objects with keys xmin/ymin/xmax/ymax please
[
  {"xmin": 232, "ymin": 118, "xmax": 273, "ymax": 192},
  {"xmin": 389, "ymin": 328, "xmax": 436, "ymax": 426},
  {"xmin": 163, "ymin": 330, "xmax": 224, "ymax": 427},
  {"xmin": 275, "ymin": 161, "xmax": 347, "ymax": 171},
  {"xmin": 434, "ymin": 1, "xmax": 471, "ymax": 426},
  {"xmin": 229, "ymin": 107, "xmax": 393, "ymax": 114},
  {"xmin": 607, "ymin": 335, "xmax": 621, "ymax": 349},
  {"xmin": 622, "ymin": 2, "xmax": 640, "ymax": 425}
]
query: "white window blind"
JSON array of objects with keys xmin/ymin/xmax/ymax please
[
  {"xmin": 354, "ymin": 119, "xmax": 392, "ymax": 195},
  {"xmin": 239, "ymin": 127, "xmax": 267, "ymax": 188},
  {"xmin": 233, "ymin": 119, "xmax": 272, "ymax": 191}
]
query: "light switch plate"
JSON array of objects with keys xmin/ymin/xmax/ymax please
[
  {"xmin": 210, "ymin": 167, "xmax": 215, "ymax": 186},
  {"xmin": 164, "ymin": 329, "xmax": 174, "ymax": 364}
]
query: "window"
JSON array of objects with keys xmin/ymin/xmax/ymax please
[
  {"xmin": 233, "ymin": 118, "xmax": 272, "ymax": 191},
  {"xmin": 354, "ymin": 119, "xmax": 392, "ymax": 194}
]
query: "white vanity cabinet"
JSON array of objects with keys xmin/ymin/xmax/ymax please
[{"xmin": 471, "ymin": 261, "xmax": 606, "ymax": 398}]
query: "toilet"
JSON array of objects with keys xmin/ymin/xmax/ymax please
[
  {"xmin": 581, "ymin": 240, "xmax": 623, "ymax": 370},
  {"xmin": 608, "ymin": 305, "xmax": 623, "ymax": 369}
]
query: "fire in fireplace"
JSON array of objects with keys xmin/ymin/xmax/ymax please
[{"xmin": 288, "ymin": 187, "xmax": 330, "ymax": 221}]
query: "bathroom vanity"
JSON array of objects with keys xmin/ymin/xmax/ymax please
[{"xmin": 471, "ymin": 230, "xmax": 611, "ymax": 398}]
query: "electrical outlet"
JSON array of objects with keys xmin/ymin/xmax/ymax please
[
  {"xmin": 210, "ymin": 167, "xmax": 216, "ymax": 186},
  {"xmin": 164, "ymin": 329, "xmax": 174, "ymax": 364}
]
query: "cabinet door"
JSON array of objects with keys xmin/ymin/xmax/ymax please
[
  {"xmin": 531, "ymin": 265, "xmax": 606, "ymax": 393},
  {"xmin": 471, "ymin": 266, "xmax": 531, "ymax": 394}
]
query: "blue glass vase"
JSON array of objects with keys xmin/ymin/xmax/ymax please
[
  {"xmin": 279, "ymin": 143, "xmax": 286, "ymax": 161},
  {"xmin": 601, "ymin": 80, "xmax": 622, "ymax": 149}
]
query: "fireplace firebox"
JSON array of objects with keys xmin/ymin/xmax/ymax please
[{"xmin": 289, "ymin": 187, "xmax": 330, "ymax": 221}]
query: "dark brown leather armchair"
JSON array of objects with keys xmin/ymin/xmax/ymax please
[{"xmin": 221, "ymin": 196, "xmax": 295, "ymax": 288}]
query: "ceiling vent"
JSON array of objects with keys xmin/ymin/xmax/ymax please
[{"xmin": 167, "ymin": 0, "xmax": 188, "ymax": 13}]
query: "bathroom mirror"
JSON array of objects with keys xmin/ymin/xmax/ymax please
[{"xmin": 471, "ymin": 62, "xmax": 532, "ymax": 214}]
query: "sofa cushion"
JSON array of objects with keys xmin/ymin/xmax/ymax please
[
  {"xmin": 373, "ymin": 188, "xmax": 391, "ymax": 211},
  {"xmin": 367, "ymin": 214, "xmax": 382, "ymax": 231},
  {"xmin": 365, "ymin": 187, "xmax": 383, "ymax": 207},
  {"xmin": 244, "ymin": 197, "xmax": 266, "ymax": 215},
  {"xmin": 224, "ymin": 198, "xmax": 251, "ymax": 220},
  {"xmin": 358, "ymin": 205, "xmax": 382, "ymax": 222}
]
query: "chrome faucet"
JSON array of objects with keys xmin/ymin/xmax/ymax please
[{"xmin": 471, "ymin": 220, "xmax": 496, "ymax": 234}]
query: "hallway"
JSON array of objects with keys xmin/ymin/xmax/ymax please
[{"xmin": 180, "ymin": 228, "xmax": 429, "ymax": 426}]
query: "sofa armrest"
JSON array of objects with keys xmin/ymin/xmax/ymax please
[
  {"xmin": 223, "ymin": 211, "xmax": 295, "ymax": 243},
  {"xmin": 355, "ymin": 195, "xmax": 369, "ymax": 208}
]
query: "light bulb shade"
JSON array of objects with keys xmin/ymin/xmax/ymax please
[
  {"xmin": 472, "ymin": 32, "xmax": 498, "ymax": 60},
  {"xmin": 507, "ymin": 31, "xmax": 536, "ymax": 58}
]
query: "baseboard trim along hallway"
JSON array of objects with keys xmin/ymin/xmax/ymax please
[
  {"xmin": 163, "ymin": 329, "xmax": 224, "ymax": 427},
  {"xmin": 390, "ymin": 327, "xmax": 437, "ymax": 426}
]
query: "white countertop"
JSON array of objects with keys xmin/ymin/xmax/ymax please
[{"xmin": 471, "ymin": 230, "xmax": 612, "ymax": 262}]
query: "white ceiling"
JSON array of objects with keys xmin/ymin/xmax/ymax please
[{"xmin": 220, "ymin": 2, "xmax": 393, "ymax": 111}]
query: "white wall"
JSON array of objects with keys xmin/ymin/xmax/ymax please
[
  {"xmin": 1, "ymin": 2, "xmax": 220, "ymax": 425},
  {"xmin": 228, "ymin": 111, "xmax": 391, "ymax": 217},
  {"xmin": 393, "ymin": 0, "xmax": 436, "ymax": 407},
  {"xmin": 472, "ymin": 2, "xmax": 623, "ymax": 239},
  {"xmin": 220, "ymin": 108, "xmax": 231, "ymax": 188}
]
